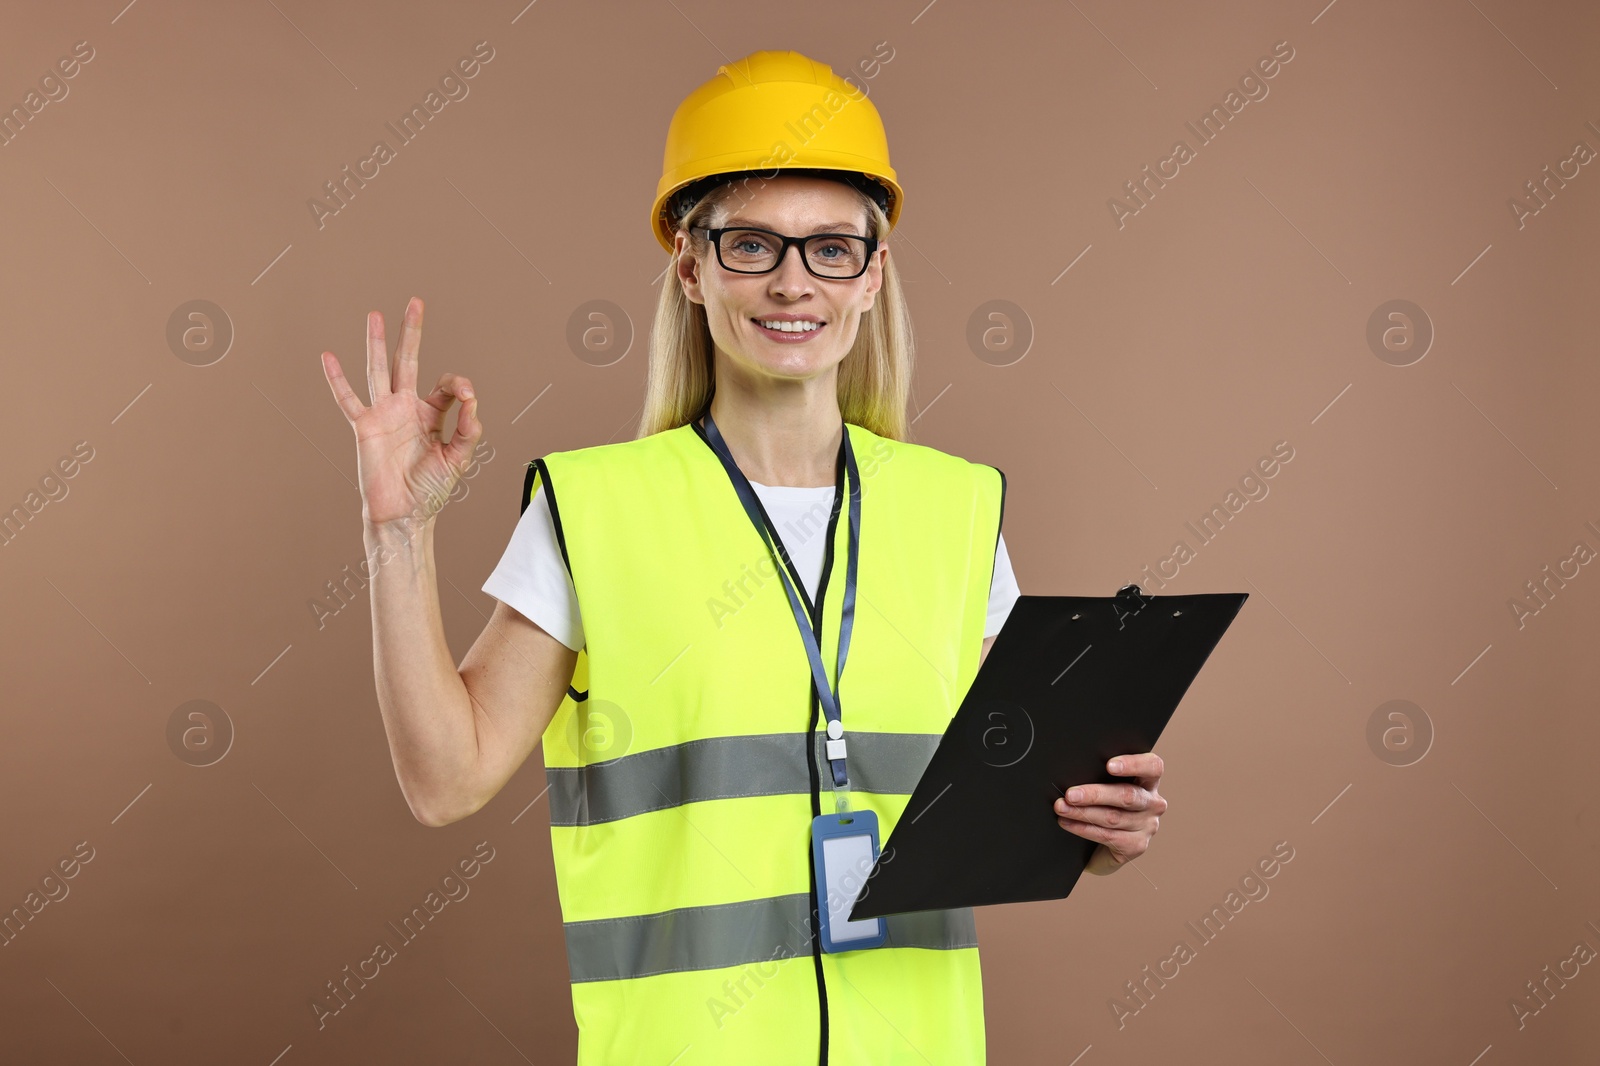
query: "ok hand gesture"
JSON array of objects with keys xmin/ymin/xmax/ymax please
[{"xmin": 319, "ymin": 296, "xmax": 482, "ymax": 532}]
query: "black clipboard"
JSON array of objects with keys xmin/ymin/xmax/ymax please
[{"xmin": 849, "ymin": 585, "xmax": 1247, "ymax": 920}]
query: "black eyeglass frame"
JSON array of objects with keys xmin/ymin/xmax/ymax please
[{"xmin": 691, "ymin": 226, "xmax": 881, "ymax": 280}]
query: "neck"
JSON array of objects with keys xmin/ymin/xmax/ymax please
[{"xmin": 702, "ymin": 363, "xmax": 844, "ymax": 487}]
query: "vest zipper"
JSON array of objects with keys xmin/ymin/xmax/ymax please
[
  {"xmin": 801, "ymin": 436, "xmax": 848, "ymax": 1066},
  {"xmin": 691, "ymin": 417, "xmax": 849, "ymax": 1064}
]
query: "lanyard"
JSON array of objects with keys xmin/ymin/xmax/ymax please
[{"xmin": 701, "ymin": 410, "xmax": 861, "ymax": 812}]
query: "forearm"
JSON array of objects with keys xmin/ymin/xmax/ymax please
[{"xmin": 365, "ymin": 519, "xmax": 478, "ymax": 824}]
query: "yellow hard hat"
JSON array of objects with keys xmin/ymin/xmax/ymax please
[{"xmin": 650, "ymin": 49, "xmax": 904, "ymax": 253}]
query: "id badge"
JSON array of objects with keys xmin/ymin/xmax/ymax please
[{"xmin": 810, "ymin": 809, "xmax": 888, "ymax": 953}]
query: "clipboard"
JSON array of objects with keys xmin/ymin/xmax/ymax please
[{"xmin": 849, "ymin": 585, "xmax": 1247, "ymax": 921}]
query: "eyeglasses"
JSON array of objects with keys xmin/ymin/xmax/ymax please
[{"xmin": 692, "ymin": 226, "xmax": 879, "ymax": 280}]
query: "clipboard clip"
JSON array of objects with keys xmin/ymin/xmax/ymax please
[{"xmin": 1113, "ymin": 583, "xmax": 1152, "ymax": 629}]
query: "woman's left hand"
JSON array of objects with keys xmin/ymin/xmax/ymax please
[{"xmin": 1054, "ymin": 753, "xmax": 1167, "ymax": 874}]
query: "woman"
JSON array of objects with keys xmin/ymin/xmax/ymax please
[{"xmin": 320, "ymin": 49, "xmax": 1166, "ymax": 1066}]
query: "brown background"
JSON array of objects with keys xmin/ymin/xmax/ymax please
[{"xmin": 2, "ymin": 0, "xmax": 1596, "ymax": 1062}]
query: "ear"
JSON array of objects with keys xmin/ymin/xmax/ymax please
[
  {"xmin": 674, "ymin": 230, "xmax": 706, "ymax": 307},
  {"xmin": 858, "ymin": 242, "xmax": 888, "ymax": 315}
]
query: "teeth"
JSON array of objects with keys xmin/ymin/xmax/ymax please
[{"xmin": 756, "ymin": 319, "xmax": 821, "ymax": 332}]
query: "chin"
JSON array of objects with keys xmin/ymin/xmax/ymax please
[{"xmin": 745, "ymin": 348, "xmax": 841, "ymax": 380}]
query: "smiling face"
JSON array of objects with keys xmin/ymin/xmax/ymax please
[{"xmin": 674, "ymin": 175, "xmax": 888, "ymax": 390}]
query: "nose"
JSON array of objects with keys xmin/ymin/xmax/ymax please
[{"xmin": 767, "ymin": 243, "xmax": 816, "ymax": 296}]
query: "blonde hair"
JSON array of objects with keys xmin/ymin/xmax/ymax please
[{"xmin": 635, "ymin": 180, "xmax": 915, "ymax": 442}]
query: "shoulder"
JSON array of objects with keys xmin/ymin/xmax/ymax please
[
  {"xmin": 853, "ymin": 424, "xmax": 1005, "ymax": 500},
  {"xmin": 538, "ymin": 424, "xmax": 700, "ymax": 479},
  {"xmin": 517, "ymin": 426, "xmax": 697, "ymax": 519}
]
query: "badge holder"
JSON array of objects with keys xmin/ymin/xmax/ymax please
[{"xmin": 811, "ymin": 783, "xmax": 888, "ymax": 953}]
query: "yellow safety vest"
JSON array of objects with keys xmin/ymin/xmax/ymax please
[{"xmin": 523, "ymin": 419, "xmax": 1006, "ymax": 1065}]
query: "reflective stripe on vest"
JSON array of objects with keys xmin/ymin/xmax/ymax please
[{"xmin": 530, "ymin": 421, "xmax": 1005, "ymax": 1065}]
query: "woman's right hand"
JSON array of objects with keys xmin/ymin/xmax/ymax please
[{"xmin": 320, "ymin": 296, "xmax": 483, "ymax": 531}]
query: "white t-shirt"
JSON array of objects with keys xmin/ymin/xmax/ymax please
[{"xmin": 483, "ymin": 480, "xmax": 1020, "ymax": 653}]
